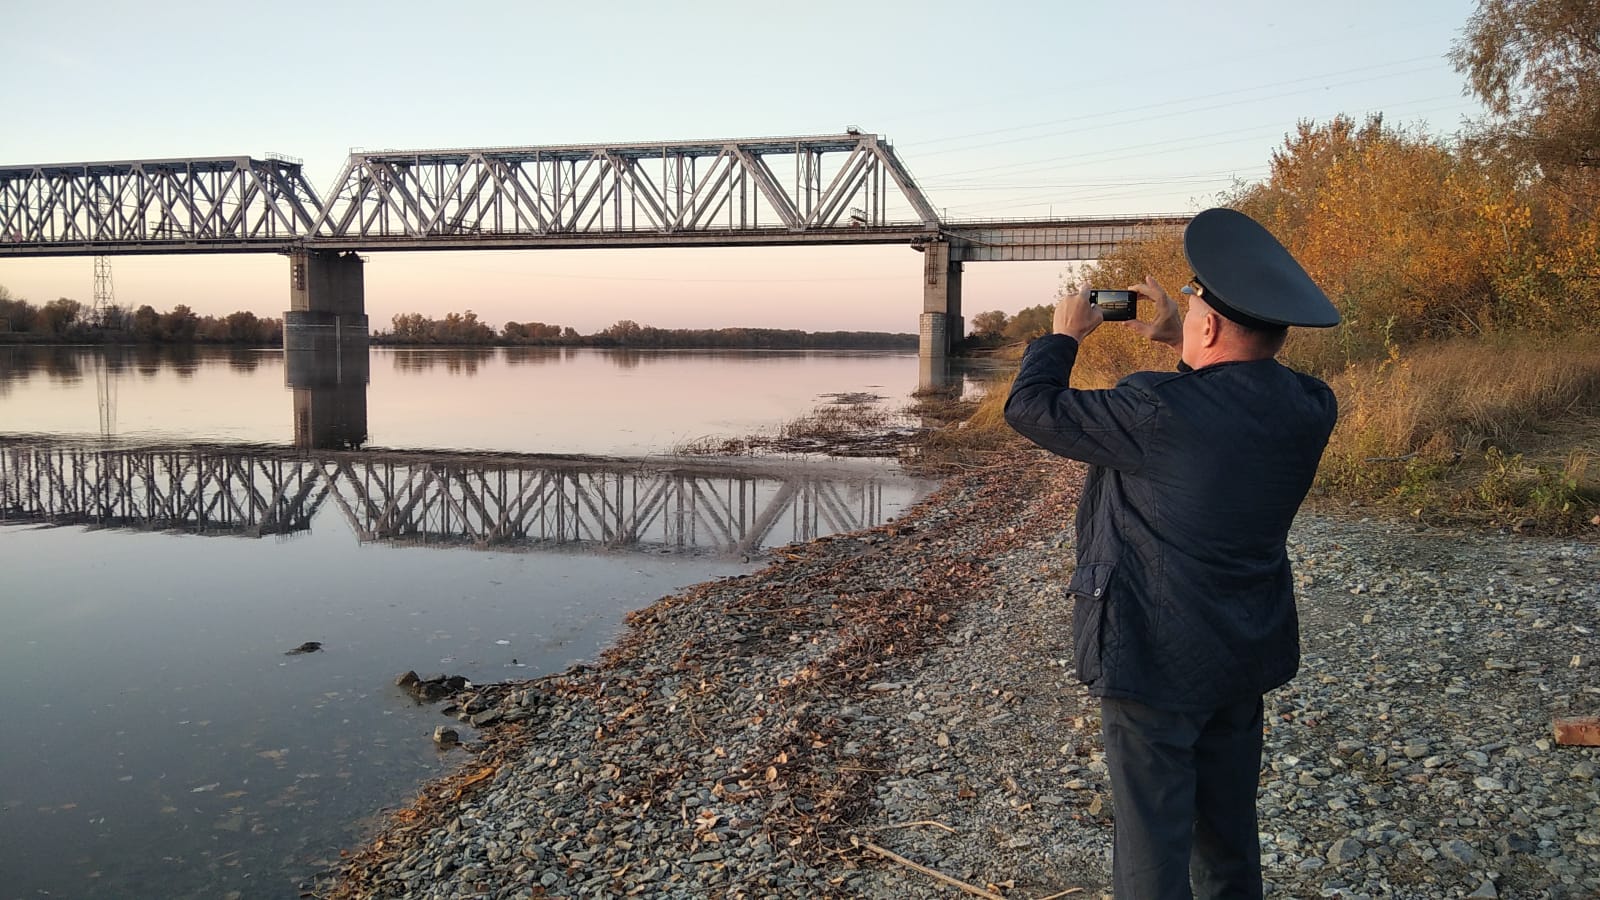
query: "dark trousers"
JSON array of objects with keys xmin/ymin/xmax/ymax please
[{"xmin": 1099, "ymin": 695, "xmax": 1265, "ymax": 900}]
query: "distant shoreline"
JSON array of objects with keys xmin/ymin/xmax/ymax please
[{"xmin": 1, "ymin": 333, "xmax": 920, "ymax": 351}]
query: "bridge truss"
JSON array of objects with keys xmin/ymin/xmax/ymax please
[
  {"xmin": 0, "ymin": 441, "xmax": 908, "ymax": 556},
  {"xmin": 0, "ymin": 156, "xmax": 323, "ymax": 253},
  {"xmin": 310, "ymin": 134, "xmax": 941, "ymax": 249},
  {"xmin": 0, "ymin": 134, "xmax": 945, "ymax": 255}
]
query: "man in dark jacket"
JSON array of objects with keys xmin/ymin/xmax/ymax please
[{"xmin": 1004, "ymin": 208, "xmax": 1340, "ymax": 899}]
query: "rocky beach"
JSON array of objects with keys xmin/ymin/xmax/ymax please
[{"xmin": 317, "ymin": 448, "xmax": 1600, "ymax": 900}]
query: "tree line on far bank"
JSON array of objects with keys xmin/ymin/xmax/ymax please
[
  {"xmin": 0, "ymin": 290, "xmax": 282, "ymax": 344},
  {"xmin": 381, "ymin": 312, "xmax": 915, "ymax": 350},
  {"xmin": 0, "ymin": 288, "xmax": 915, "ymax": 350}
]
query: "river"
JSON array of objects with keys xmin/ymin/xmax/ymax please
[{"xmin": 0, "ymin": 344, "xmax": 965, "ymax": 899}]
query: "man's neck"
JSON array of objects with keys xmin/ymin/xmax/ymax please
[{"xmin": 1184, "ymin": 346, "xmax": 1276, "ymax": 369}]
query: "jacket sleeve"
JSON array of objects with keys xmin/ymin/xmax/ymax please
[{"xmin": 1003, "ymin": 333, "xmax": 1157, "ymax": 473}]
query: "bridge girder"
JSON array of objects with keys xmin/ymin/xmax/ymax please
[
  {"xmin": 310, "ymin": 133, "xmax": 940, "ymax": 241},
  {"xmin": 940, "ymin": 216, "xmax": 1191, "ymax": 262},
  {"xmin": 0, "ymin": 157, "xmax": 322, "ymax": 251}
]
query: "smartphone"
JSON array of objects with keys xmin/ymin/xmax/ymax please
[{"xmin": 1089, "ymin": 289, "xmax": 1138, "ymax": 321}]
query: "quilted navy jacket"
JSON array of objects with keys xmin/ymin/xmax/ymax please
[{"xmin": 1004, "ymin": 333, "xmax": 1337, "ymax": 711}]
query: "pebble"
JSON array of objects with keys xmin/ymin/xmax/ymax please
[
  {"xmin": 1442, "ymin": 838, "xmax": 1479, "ymax": 866},
  {"xmin": 1327, "ymin": 837, "xmax": 1364, "ymax": 865}
]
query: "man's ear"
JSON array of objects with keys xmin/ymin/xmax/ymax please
[{"xmin": 1201, "ymin": 310, "xmax": 1224, "ymax": 348}]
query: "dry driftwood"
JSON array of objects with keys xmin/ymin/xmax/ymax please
[{"xmin": 853, "ymin": 837, "xmax": 1006, "ymax": 899}]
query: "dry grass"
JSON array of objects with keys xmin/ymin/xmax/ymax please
[
  {"xmin": 778, "ymin": 396, "xmax": 892, "ymax": 441},
  {"xmin": 1318, "ymin": 333, "xmax": 1600, "ymax": 529},
  {"xmin": 1328, "ymin": 335, "xmax": 1600, "ymax": 455},
  {"xmin": 675, "ymin": 393, "xmax": 909, "ymax": 458},
  {"xmin": 902, "ymin": 372, "xmax": 1026, "ymax": 474}
]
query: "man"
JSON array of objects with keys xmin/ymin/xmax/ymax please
[{"xmin": 1004, "ymin": 208, "xmax": 1340, "ymax": 899}]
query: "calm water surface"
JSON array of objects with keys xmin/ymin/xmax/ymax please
[{"xmin": 0, "ymin": 345, "xmax": 961, "ymax": 899}]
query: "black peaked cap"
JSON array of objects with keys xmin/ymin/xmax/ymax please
[{"xmin": 1183, "ymin": 208, "xmax": 1340, "ymax": 328}]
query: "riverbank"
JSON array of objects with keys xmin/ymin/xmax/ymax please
[{"xmin": 314, "ymin": 448, "xmax": 1600, "ymax": 900}]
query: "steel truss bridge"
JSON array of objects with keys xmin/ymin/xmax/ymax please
[
  {"xmin": 0, "ymin": 134, "xmax": 1186, "ymax": 260},
  {"xmin": 0, "ymin": 439, "xmax": 917, "ymax": 557}
]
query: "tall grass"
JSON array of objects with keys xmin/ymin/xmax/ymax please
[{"xmin": 1316, "ymin": 334, "xmax": 1600, "ymax": 526}]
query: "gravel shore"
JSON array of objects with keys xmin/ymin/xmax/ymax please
[{"xmin": 318, "ymin": 449, "xmax": 1599, "ymax": 900}]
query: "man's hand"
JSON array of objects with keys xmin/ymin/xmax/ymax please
[
  {"xmin": 1053, "ymin": 284, "xmax": 1102, "ymax": 341},
  {"xmin": 1124, "ymin": 276, "xmax": 1182, "ymax": 351}
]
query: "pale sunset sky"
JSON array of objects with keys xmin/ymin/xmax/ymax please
[{"xmin": 2, "ymin": 0, "xmax": 1487, "ymax": 335}]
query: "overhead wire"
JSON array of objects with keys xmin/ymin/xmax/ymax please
[
  {"xmin": 928, "ymin": 97, "xmax": 1472, "ymax": 216},
  {"xmin": 921, "ymin": 94, "xmax": 1467, "ymax": 189},
  {"xmin": 917, "ymin": 84, "xmax": 1463, "ymax": 182},
  {"xmin": 869, "ymin": 13, "xmax": 1467, "ymax": 133},
  {"xmin": 908, "ymin": 56, "xmax": 1453, "ymax": 156}
]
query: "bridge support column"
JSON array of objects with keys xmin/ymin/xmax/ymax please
[
  {"xmin": 919, "ymin": 240, "xmax": 962, "ymax": 359},
  {"xmin": 285, "ymin": 249, "xmax": 368, "ymax": 351}
]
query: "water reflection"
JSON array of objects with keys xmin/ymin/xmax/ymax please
[
  {"xmin": 0, "ymin": 343, "xmax": 213, "ymax": 387},
  {"xmin": 226, "ymin": 347, "xmax": 266, "ymax": 373},
  {"xmin": 919, "ymin": 354, "xmax": 957, "ymax": 394},
  {"xmin": 389, "ymin": 347, "xmax": 496, "ymax": 374},
  {"xmin": 0, "ymin": 438, "xmax": 908, "ymax": 557},
  {"xmin": 287, "ymin": 347, "xmax": 369, "ymax": 450}
]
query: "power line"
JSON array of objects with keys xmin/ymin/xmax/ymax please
[
  {"xmin": 928, "ymin": 98, "xmax": 1472, "ymax": 216},
  {"xmin": 926, "ymin": 169, "xmax": 1272, "ymax": 191},
  {"xmin": 907, "ymin": 56, "xmax": 1452, "ymax": 154},
  {"xmin": 913, "ymin": 66, "xmax": 1450, "ymax": 164},
  {"xmin": 919, "ymin": 95, "xmax": 1466, "ymax": 185},
  {"xmin": 870, "ymin": 13, "xmax": 1467, "ymax": 130}
]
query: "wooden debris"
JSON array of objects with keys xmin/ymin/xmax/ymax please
[
  {"xmin": 450, "ymin": 766, "xmax": 497, "ymax": 800},
  {"xmin": 853, "ymin": 837, "xmax": 1006, "ymax": 899},
  {"xmin": 860, "ymin": 820, "xmax": 958, "ymax": 834},
  {"xmin": 1553, "ymin": 716, "xmax": 1600, "ymax": 746}
]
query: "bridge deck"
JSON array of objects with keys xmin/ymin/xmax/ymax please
[
  {"xmin": 0, "ymin": 217, "xmax": 1188, "ymax": 260},
  {"xmin": 1, "ymin": 135, "xmax": 1189, "ymax": 260}
]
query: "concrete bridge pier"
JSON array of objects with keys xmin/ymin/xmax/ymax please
[
  {"xmin": 285, "ymin": 249, "xmax": 368, "ymax": 351},
  {"xmin": 919, "ymin": 239, "xmax": 963, "ymax": 360}
]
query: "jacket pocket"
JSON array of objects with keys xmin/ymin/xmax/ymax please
[{"xmin": 1068, "ymin": 562, "xmax": 1115, "ymax": 684}]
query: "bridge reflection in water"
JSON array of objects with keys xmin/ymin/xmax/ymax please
[{"xmin": 0, "ymin": 438, "xmax": 921, "ymax": 558}]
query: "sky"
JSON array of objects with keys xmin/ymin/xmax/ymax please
[{"xmin": 0, "ymin": 0, "xmax": 1489, "ymax": 335}]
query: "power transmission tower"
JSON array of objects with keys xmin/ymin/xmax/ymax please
[{"xmin": 92, "ymin": 255, "xmax": 114, "ymax": 326}]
